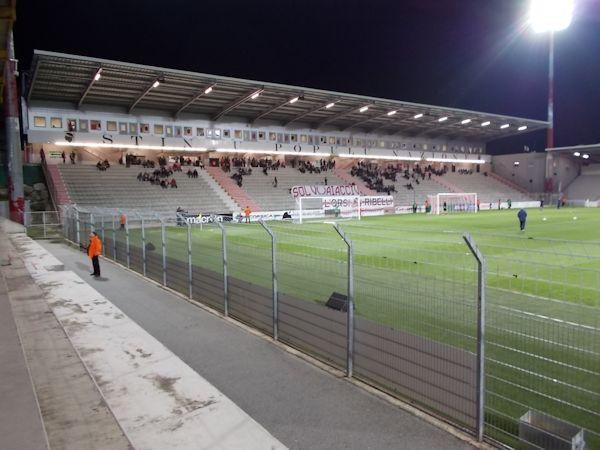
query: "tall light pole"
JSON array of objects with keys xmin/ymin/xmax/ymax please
[{"xmin": 528, "ymin": 0, "xmax": 574, "ymax": 150}]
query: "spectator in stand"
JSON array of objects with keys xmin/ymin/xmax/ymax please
[
  {"xmin": 69, "ymin": 151, "xmax": 75, "ymax": 164},
  {"xmin": 170, "ymin": 178, "xmax": 178, "ymax": 188},
  {"xmin": 273, "ymin": 176, "xmax": 278, "ymax": 188},
  {"xmin": 61, "ymin": 151, "xmax": 66, "ymax": 164},
  {"xmin": 244, "ymin": 206, "xmax": 251, "ymax": 224},
  {"xmin": 120, "ymin": 213, "xmax": 126, "ymax": 230}
]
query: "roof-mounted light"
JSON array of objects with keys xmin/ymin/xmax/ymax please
[
  {"xmin": 500, "ymin": 124, "xmax": 510, "ymax": 129},
  {"xmin": 461, "ymin": 119, "xmax": 471, "ymax": 125},
  {"xmin": 413, "ymin": 113, "xmax": 423, "ymax": 119},
  {"xmin": 438, "ymin": 117, "xmax": 448, "ymax": 122},
  {"xmin": 326, "ymin": 102, "xmax": 335, "ymax": 109},
  {"xmin": 359, "ymin": 106, "xmax": 369, "ymax": 113},
  {"xmin": 481, "ymin": 121, "xmax": 491, "ymax": 127},
  {"xmin": 518, "ymin": 125, "xmax": 528, "ymax": 131},
  {"xmin": 387, "ymin": 110, "xmax": 397, "ymax": 116}
]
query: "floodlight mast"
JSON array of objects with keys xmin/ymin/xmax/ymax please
[{"xmin": 528, "ymin": 0, "xmax": 574, "ymax": 150}]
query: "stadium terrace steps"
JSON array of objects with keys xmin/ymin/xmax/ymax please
[
  {"xmin": 440, "ymin": 172, "xmax": 531, "ymax": 203},
  {"xmin": 431, "ymin": 175, "xmax": 464, "ymax": 193},
  {"xmin": 58, "ymin": 164, "xmax": 231, "ymax": 214},
  {"xmin": 566, "ymin": 173, "xmax": 600, "ymax": 200},
  {"xmin": 196, "ymin": 169, "xmax": 240, "ymax": 212},
  {"xmin": 334, "ymin": 169, "xmax": 378, "ymax": 196},
  {"xmin": 206, "ymin": 166, "xmax": 260, "ymax": 212},
  {"xmin": 236, "ymin": 167, "xmax": 347, "ymax": 212},
  {"xmin": 45, "ymin": 164, "xmax": 71, "ymax": 207},
  {"xmin": 488, "ymin": 171, "xmax": 529, "ymax": 195}
]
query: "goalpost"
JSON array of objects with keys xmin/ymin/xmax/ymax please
[
  {"xmin": 428, "ymin": 192, "xmax": 478, "ymax": 215},
  {"xmin": 296, "ymin": 196, "xmax": 362, "ymax": 224}
]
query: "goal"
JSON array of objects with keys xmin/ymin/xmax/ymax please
[
  {"xmin": 296, "ymin": 196, "xmax": 362, "ymax": 224},
  {"xmin": 428, "ymin": 193, "xmax": 478, "ymax": 215}
]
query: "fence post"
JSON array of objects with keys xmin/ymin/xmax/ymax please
[
  {"xmin": 160, "ymin": 216, "xmax": 167, "ymax": 286},
  {"xmin": 112, "ymin": 215, "xmax": 117, "ymax": 261},
  {"xmin": 259, "ymin": 220, "xmax": 278, "ymax": 340},
  {"xmin": 125, "ymin": 213, "xmax": 130, "ymax": 269},
  {"xmin": 186, "ymin": 217, "xmax": 193, "ymax": 299},
  {"xmin": 100, "ymin": 215, "xmax": 105, "ymax": 247},
  {"xmin": 42, "ymin": 211, "xmax": 47, "ymax": 238},
  {"xmin": 76, "ymin": 208, "xmax": 81, "ymax": 245},
  {"xmin": 216, "ymin": 221, "xmax": 229, "ymax": 316},
  {"xmin": 333, "ymin": 223, "xmax": 354, "ymax": 378},
  {"xmin": 463, "ymin": 232, "xmax": 486, "ymax": 442},
  {"xmin": 138, "ymin": 213, "xmax": 146, "ymax": 277},
  {"xmin": 90, "ymin": 213, "xmax": 95, "ymax": 233}
]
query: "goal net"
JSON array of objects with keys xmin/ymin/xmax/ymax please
[
  {"xmin": 296, "ymin": 196, "xmax": 361, "ymax": 224},
  {"xmin": 427, "ymin": 193, "xmax": 478, "ymax": 215}
]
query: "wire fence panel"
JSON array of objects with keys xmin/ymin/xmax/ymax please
[
  {"xmin": 190, "ymin": 222, "xmax": 225, "ymax": 313},
  {"xmin": 59, "ymin": 207, "xmax": 599, "ymax": 448},
  {"xmin": 24, "ymin": 211, "xmax": 62, "ymax": 239},
  {"xmin": 271, "ymin": 222, "xmax": 349, "ymax": 369},
  {"xmin": 128, "ymin": 215, "xmax": 144, "ymax": 275},
  {"xmin": 226, "ymin": 222, "xmax": 273, "ymax": 336},
  {"xmin": 470, "ymin": 233, "xmax": 600, "ymax": 450},
  {"xmin": 346, "ymin": 226, "xmax": 479, "ymax": 430}
]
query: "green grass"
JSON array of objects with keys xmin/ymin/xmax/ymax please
[{"xmin": 109, "ymin": 207, "xmax": 600, "ymax": 448}]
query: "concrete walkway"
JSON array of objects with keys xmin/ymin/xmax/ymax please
[{"xmin": 37, "ymin": 239, "xmax": 479, "ymax": 450}]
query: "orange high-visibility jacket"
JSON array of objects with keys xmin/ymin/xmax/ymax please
[
  {"xmin": 87, "ymin": 235, "xmax": 102, "ymax": 258},
  {"xmin": 120, "ymin": 214, "xmax": 126, "ymax": 225},
  {"xmin": 244, "ymin": 207, "xmax": 251, "ymax": 217}
]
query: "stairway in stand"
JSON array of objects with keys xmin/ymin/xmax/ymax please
[
  {"xmin": 333, "ymin": 169, "xmax": 378, "ymax": 196},
  {"xmin": 205, "ymin": 166, "xmax": 260, "ymax": 212},
  {"xmin": 44, "ymin": 164, "xmax": 71, "ymax": 207}
]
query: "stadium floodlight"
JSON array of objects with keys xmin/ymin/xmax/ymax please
[
  {"xmin": 500, "ymin": 124, "xmax": 510, "ymax": 129},
  {"xmin": 251, "ymin": 91, "xmax": 261, "ymax": 100},
  {"xmin": 289, "ymin": 96, "xmax": 299, "ymax": 104},
  {"xmin": 528, "ymin": 0, "xmax": 574, "ymax": 33},
  {"xmin": 93, "ymin": 68, "xmax": 102, "ymax": 81},
  {"xmin": 387, "ymin": 110, "xmax": 397, "ymax": 116},
  {"xmin": 413, "ymin": 113, "xmax": 423, "ymax": 119},
  {"xmin": 359, "ymin": 106, "xmax": 369, "ymax": 113},
  {"xmin": 582, "ymin": 154, "xmax": 590, "ymax": 159},
  {"xmin": 573, "ymin": 151, "xmax": 580, "ymax": 156},
  {"xmin": 152, "ymin": 80, "xmax": 160, "ymax": 88},
  {"xmin": 204, "ymin": 86, "xmax": 213, "ymax": 94},
  {"xmin": 438, "ymin": 116, "xmax": 448, "ymax": 122},
  {"xmin": 481, "ymin": 121, "xmax": 491, "ymax": 127},
  {"xmin": 326, "ymin": 102, "xmax": 335, "ymax": 109},
  {"xmin": 518, "ymin": 125, "xmax": 528, "ymax": 131},
  {"xmin": 529, "ymin": 0, "xmax": 574, "ymax": 149},
  {"xmin": 461, "ymin": 119, "xmax": 471, "ymax": 124}
]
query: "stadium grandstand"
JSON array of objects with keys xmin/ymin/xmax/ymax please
[{"xmin": 20, "ymin": 50, "xmax": 570, "ymax": 220}]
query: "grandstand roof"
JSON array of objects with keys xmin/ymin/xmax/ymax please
[
  {"xmin": 27, "ymin": 50, "xmax": 548, "ymax": 142},
  {"xmin": 547, "ymin": 144, "xmax": 600, "ymax": 164}
]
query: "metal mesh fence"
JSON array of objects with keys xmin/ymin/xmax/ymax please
[{"xmin": 59, "ymin": 206, "xmax": 599, "ymax": 448}]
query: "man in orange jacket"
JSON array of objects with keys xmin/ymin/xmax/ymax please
[
  {"xmin": 243, "ymin": 206, "xmax": 251, "ymax": 224},
  {"xmin": 87, "ymin": 232, "xmax": 102, "ymax": 277}
]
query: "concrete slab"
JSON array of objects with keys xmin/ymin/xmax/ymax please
[
  {"xmin": 1, "ymin": 234, "xmax": 133, "ymax": 450},
  {"xmin": 0, "ymin": 269, "xmax": 49, "ymax": 450},
  {"xmin": 13, "ymin": 237, "xmax": 287, "ymax": 450}
]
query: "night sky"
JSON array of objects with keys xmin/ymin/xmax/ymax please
[{"xmin": 14, "ymin": 0, "xmax": 600, "ymax": 154}]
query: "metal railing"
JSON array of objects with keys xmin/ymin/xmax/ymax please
[
  {"xmin": 24, "ymin": 210, "xmax": 62, "ymax": 239},
  {"xmin": 61, "ymin": 205, "xmax": 599, "ymax": 449}
]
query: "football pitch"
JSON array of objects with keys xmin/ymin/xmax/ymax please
[{"xmin": 122, "ymin": 207, "xmax": 599, "ymax": 447}]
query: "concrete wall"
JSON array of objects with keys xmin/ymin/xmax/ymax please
[{"xmin": 491, "ymin": 153, "xmax": 547, "ymax": 192}]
